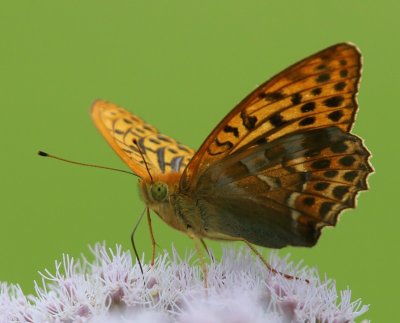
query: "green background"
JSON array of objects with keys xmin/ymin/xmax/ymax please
[{"xmin": 0, "ymin": 1, "xmax": 398, "ymax": 321}]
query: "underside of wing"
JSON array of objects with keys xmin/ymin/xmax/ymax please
[
  {"xmin": 195, "ymin": 127, "xmax": 372, "ymax": 248},
  {"xmin": 181, "ymin": 43, "xmax": 362, "ymax": 191},
  {"xmin": 91, "ymin": 100, "xmax": 194, "ymax": 179}
]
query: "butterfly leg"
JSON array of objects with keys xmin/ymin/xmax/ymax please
[
  {"xmin": 189, "ymin": 232, "xmax": 208, "ymax": 289},
  {"xmin": 146, "ymin": 208, "xmax": 157, "ymax": 266},
  {"xmin": 200, "ymin": 238, "xmax": 213, "ymax": 259},
  {"xmin": 130, "ymin": 207, "xmax": 146, "ymax": 275},
  {"xmin": 241, "ymin": 239, "xmax": 308, "ymax": 283}
]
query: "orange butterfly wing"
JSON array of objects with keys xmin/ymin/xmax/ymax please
[
  {"xmin": 179, "ymin": 43, "xmax": 372, "ymax": 248},
  {"xmin": 91, "ymin": 100, "xmax": 194, "ymax": 180},
  {"xmin": 89, "ymin": 44, "xmax": 372, "ymax": 249},
  {"xmin": 182, "ymin": 43, "xmax": 363, "ymax": 190}
]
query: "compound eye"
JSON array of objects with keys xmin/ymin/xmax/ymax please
[{"xmin": 150, "ymin": 182, "xmax": 168, "ymax": 201}]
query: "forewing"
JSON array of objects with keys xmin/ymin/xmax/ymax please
[
  {"xmin": 91, "ymin": 100, "xmax": 194, "ymax": 179},
  {"xmin": 181, "ymin": 43, "xmax": 362, "ymax": 191},
  {"xmin": 196, "ymin": 127, "xmax": 372, "ymax": 248}
]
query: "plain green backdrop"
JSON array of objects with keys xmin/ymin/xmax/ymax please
[{"xmin": 1, "ymin": 1, "xmax": 398, "ymax": 321}]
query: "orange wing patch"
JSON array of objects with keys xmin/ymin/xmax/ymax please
[
  {"xmin": 182, "ymin": 43, "xmax": 362, "ymax": 190},
  {"xmin": 91, "ymin": 100, "xmax": 194, "ymax": 180}
]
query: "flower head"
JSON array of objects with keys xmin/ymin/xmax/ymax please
[{"xmin": 0, "ymin": 243, "xmax": 368, "ymax": 322}]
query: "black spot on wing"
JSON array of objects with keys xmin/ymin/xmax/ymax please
[
  {"xmin": 314, "ymin": 182, "xmax": 330, "ymax": 191},
  {"xmin": 328, "ymin": 110, "xmax": 343, "ymax": 122},
  {"xmin": 270, "ymin": 113, "xmax": 287, "ymax": 127},
  {"xmin": 339, "ymin": 156, "xmax": 356, "ymax": 166},
  {"xmin": 240, "ymin": 111, "xmax": 257, "ymax": 130},
  {"xmin": 303, "ymin": 197, "xmax": 315, "ymax": 206},
  {"xmin": 259, "ymin": 91, "xmax": 285, "ymax": 101},
  {"xmin": 324, "ymin": 170, "xmax": 338, "ymax": 178},
  {"xmin": 334, "ymin": 82, "xmax": 346, "ymax": 91},
  {"xmin": 324, "ymin": 96, "xmax": 344, "ymax": 108},
  {"xmin": 301, "ymin": 102, "xmax": 316, "ymax": 113},
  {"xmin": 299, "ymin": 117, "xmax": 316, "ymax": 126},
  {"xmin": 333, "ymin": 185, "xmax": 349, "ymax": 200},
  {"xmin": 343, "ymin": 170, "xmax": 358, "ymax": 182},
  {"xmin": 129, "ymin": 115, "xmax": 140, "ymax": 122},
  {"xmin": 291, "ymin": 93, "xmax": 302, "ymax": 105},
  {"xmin": 149, "ymin": 138, "xmax": 161, "ymax": 145},
  {"xmin": 178, "ymin": 144, "xmax": 191, "ymax": 153},
  {"xmin": 215, "ymin": 138, "xmax": 233, "ymax": 149},
  {"xmin": 311, "ymin": 88, "xmax": 322, "ymax": 96},
  {"xmin": 224, "ymin": 125, "xmax": 239, "ymax": 138},
  {"xmin": 311, "ymin": 159, "xmax": 331, "ymax": 169},
  {"xmin": 316, "ymin": 73, "xmax": 331, "ymax": 83},
  {"xmin": 157, "ymin": 135, "xmax": 173, "ymax": 143},
  {"xmin": 143, "ymin": 125, "xmax": 154, "ymax": 131},
  {"xmin": 330, "ymin": 142, "xmax": 348, "ymax": 153},
  {"xmin": 114, "ymin": 129, "xmax": 124, "ymax": 135}
]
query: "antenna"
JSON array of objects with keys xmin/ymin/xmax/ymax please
[
  {"xmin": 133, "ymin": 140, "xmax": 154, "ymax": 182},
  {"xmin": 38, "ymin": 151, "xmax": 138, "ymax": 177}
]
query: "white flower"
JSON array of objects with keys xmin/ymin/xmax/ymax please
[{"xmin": 0, "ymin": 243, "xmax": 368, "ymax": 322}]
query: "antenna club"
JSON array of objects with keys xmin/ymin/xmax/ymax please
[{"xmin": 38, "ymin": 151, "xmax": 49, "ymax": 157}]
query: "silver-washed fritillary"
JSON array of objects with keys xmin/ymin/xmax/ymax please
[{"xmin": 90, "ymin": 43, "xmax": 372, "ymax": 284}]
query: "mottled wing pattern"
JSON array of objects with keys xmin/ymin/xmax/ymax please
[
  {"xmin": 91, "ymin": 100, "xmax": 194, "ymax": 179},
  {"xmin": 182, "ymin": 43, "xmax": 362, "ymax": 189},
  {"xmin": 181, "ymin": 43, "xmax": 372, "ymax": 248},
  {"xmin": 195, "ymin": 127, "xmax": 371, "ymax": 247}
]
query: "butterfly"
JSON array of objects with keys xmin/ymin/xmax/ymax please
[{"xmin": 91, "ymin": 43, "xmax": 372, "ymax": 282}]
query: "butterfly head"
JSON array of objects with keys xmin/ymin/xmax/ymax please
[
  {"xmin": 139, "ymin": 172, "xmax": 181, "ymax": 205},
  {"xmin": 139, "ymin": 173, "xmax": 188, "ymax": 233}
]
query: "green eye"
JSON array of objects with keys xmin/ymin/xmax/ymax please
[{"xmin": 150, "ymin": 182, "xmax": 168, "ymax": 201}]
